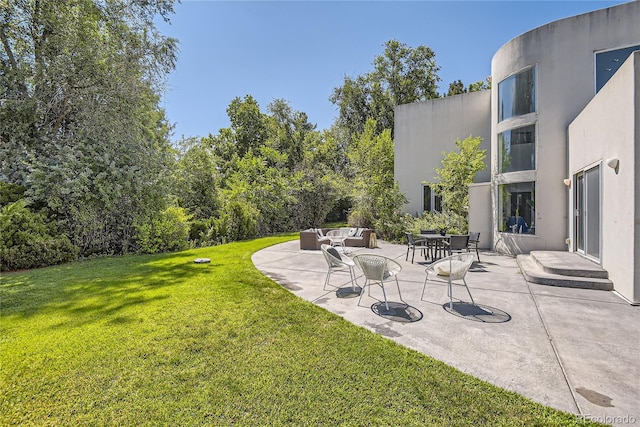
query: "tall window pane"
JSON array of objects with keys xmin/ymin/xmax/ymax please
[
  {"xmin": 498, "ymin": 124, "xmax": 535, "ymax": 173},
  {"xmin": 498, "ymin": 67, "xmax": 536, "ymax": 122},
  {"xmin": 499, "ymin": 182, "xmax": 535, "ymax": 234}
]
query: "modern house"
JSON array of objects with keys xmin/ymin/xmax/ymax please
[{"xmin": 394, "ymin": 1, "xmax": 640, "ymax": 304}]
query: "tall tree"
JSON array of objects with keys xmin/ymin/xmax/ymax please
[
  {"xmin": 330, "ymin": 40, "xmax": 441, "ymax": 140},
  {"xmin": 347, "ymin": 119, "xmax": 407, "ymax": 239},
  {"xmin": 0, "ymin": 0, "xmax": 178, "ymax": 254}
]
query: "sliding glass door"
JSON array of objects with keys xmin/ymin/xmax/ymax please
[{"xmin": 574, "ymin": 165, "xmax": 600, "ymax": 260}]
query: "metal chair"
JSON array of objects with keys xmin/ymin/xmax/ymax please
[
  {"xmin": 321, "ymin": 244, "xmax": 358, "ymax": 291},
  {"xmin": 443, "ymin": 234, "xmax": 470, "ymax": 256},
  {"xmin": 353, "ymin": 254, "xmax": 403, "ymax": 310},
  {"xmin": 405, "ymin": 232, "xmax": 427, "ymax": 263},
  {"xmin": 421, "ymin": 252, "xmax": 475, "ymax": 309},
  {"xmin": 468, "ymin": 232, "xmax": 480, "ymax": 262}
]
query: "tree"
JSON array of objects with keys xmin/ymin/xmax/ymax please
[
  {"xmin": 468, "ymin": 77, "xmax": 492, "ymax": 92},
  {"xmin": 429, "ymin": 135, "xmax": 487, "ymax": 219},
  {"xmin": 174, "ymin": 137, "xmax": 221, "ymax": 220},
  {"xmin": 0, "ymin": 0, "xmax": 178, "ymax": 255},
  {"xmin": 447, "ymin": 80, "xmax": 466, "ymax": 96},
  {"xmin": 347, "ymin": 119, "xmax": 407, "ymax": 240},
  {"xmin": 330, "ymin": 40, "xmax": 441, "ymax": 140},
  {"xmin": 226, "ymin": 95, "xmax": 268, "ymax": 157}
]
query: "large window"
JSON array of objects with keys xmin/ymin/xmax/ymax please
[
  {"xmin": 498, "ymin": 124, "xmax": 535, "ymax": 173},
  {"xmin": 595, "ymin": 45, "xmax": 640, "ymax": 92},
  {"xmin": 499, "ymin": 182, "xmax": 535, "ymax": 234},
  {"xmin": 423, "ymin": 185, "xmax": 442, "ymax": 213},
  {"xmin": 498, "ymin": 67, "xmax": 536, "ymax": 122}
]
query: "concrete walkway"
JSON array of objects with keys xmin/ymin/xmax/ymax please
[{"xmin": 252, "ymin": 240, "xmax": 639, "ymax": 426}]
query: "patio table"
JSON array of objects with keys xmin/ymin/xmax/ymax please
[{"xmin": 419, "ymin": 233, "xmax": 450, "ymax": 261}]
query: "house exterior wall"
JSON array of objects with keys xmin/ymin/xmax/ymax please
[
  {"xmin": 468, "ymin": 183, "xmax": 492, "ymax": 249},
  {"xmin": 490, "ymin": 1, "xmax": 640, "ymax": 255},
  {"xmin": 394, "ymin": 90, "xmax": 491, "ymax": 216},
  {"xmin": 568, "ymin": 51, "xmax": 640, "ymax": 304}
]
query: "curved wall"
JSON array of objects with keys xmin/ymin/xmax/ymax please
[{"xmin": 490, "ymin": 1, "xmax": 640, "ymax": 254}]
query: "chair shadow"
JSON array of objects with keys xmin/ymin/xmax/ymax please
[
  {"xmin": 443, "ymin": 301, "xmax": 511, "ymax": 323},
  {"xmin": 371, "ymin": 301, "xmax": 423, "ymax": 323}
]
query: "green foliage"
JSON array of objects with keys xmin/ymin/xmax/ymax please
[
  {"xmin": 347, "ymin": 119, "xmax": 408, "ymax": 241},
  {"xmin": 0, "ymin": 182, "xmax": 25, "ymax": 206},
  {"xmin": 0, "ymin": 200, "xmax": 77, "ymax": 271},
  {"xmin": 429, "ymin": 135, "xmax": 487, "ymax": 219},
  {"xmin": 174, "ymin": 137, "xmax": 220, "ymax": 220},
  {"xmin": 331, "ymin": 39, "xmax": 441, "ymax": 140},
  {"xmin": 468, "ymin": 77, "xmax": 492, "ymax": 92},
  {"xmin": 0, "ymin": 0, "xmax": 178, "ymax": 257},
  {"xmin": 134, "ymin": 206, "xmax": 191, "ymax": 254},
  {"xmin": 410, "ymin": 210, "xmax": 468, "ymax": 235},
  {"xmin": 212, "ymin": 200, "xmax": 259, "ymax": 243},
  {"xmin": 447, "ymin": 80, "xmax": 466, "ymax": 96}
]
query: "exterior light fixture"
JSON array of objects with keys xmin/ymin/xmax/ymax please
[
  {"xmin": 606, "ymin": 158, "xmax": 619, "ymax": 173},
  {"xmin": 563, "ymin": 178, "xmax": 571, "ymax": 187}
]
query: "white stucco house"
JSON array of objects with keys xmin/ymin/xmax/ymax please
[{"xmin": 394, "ymin": 1, "xmax": 640, "ymax": 304}]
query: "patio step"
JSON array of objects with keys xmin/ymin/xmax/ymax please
[{"xmin": 516, "ymin": 251, "xmax": 613, "ymax": 291}]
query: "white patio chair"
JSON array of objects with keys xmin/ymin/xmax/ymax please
[
  {"xmin": 321, "ymin": 244, "xmax": 358, "ymax": 291},
  {"xmin": 353, "ymin": 254, "xmax": 403, "ymax": 310},
  {"xmin": 421, "ymin": 252, "xmax": 475, "ymax": 309},
  {"xmin": 326, "ymin": 228, "xmax": 351, "ymax": 251}
]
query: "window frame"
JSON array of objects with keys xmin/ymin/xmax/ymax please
[
  {"xmin": 498, "ymin": 181, "xmax": 536, "ymax": 235},
  {"xmin": 498, "ymin": 123, "xmax": 536, "ymax": 173},
  {"xmin": 498, "ymin": 66, "xmax": 537, "ymax": 123}
]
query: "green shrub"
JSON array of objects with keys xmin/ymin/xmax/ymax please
[
  {"xmin": 0, "ymin": 200, "xmax": 77, "ymax": 271},
  {"xmin": 213, "ymin": 200, "xmax": 258, "ymax": 243},
  {"xmin": 411, "ymin": 211, "xmax": 467, "ymax": 235},
  {"xmin": 134, "ymin": 206, "xmax": 191, "ymax": 254}
]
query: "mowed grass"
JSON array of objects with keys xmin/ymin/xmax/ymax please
[{"xmin": 1, "ymin": 234, "xmax": 601, "ymax": 426}]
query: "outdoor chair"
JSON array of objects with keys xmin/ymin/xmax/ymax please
[
  {"xmin": 443, "ymin": 234, "xmax": 470, "ymax": 256},
  {"xmin": 353, "ymin": 254, "xmax": 403, "ymax": 310},
  {"xmin": 420, "ymin": 229, "xmax": 439, "ymax": 260},
  {"xmin": 468, "ymin": 232, "xmax": 480, "ymax": 262},
  {"xmin": 321, "ymin": 244, "xmax": 358, "ymax": 291},
  {"xmin": 405, "ymin": 232, "xmax": 428, "ymax": 263},
  {"xmin": 421, "ymin": 252, "xmax": 475, "ymax": 309},
  {"xmin": 326, "ymin": 228, "xmax": 351, "ymax": 252}
]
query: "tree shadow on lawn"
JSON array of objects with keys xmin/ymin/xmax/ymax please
[{"xmin": 0, "ymin": 248, "xmax": 227, "ymax": 326}]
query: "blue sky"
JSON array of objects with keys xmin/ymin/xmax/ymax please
[{"xmin": 156, "ymin": 1, "xmax": 625, "ymax": 141}]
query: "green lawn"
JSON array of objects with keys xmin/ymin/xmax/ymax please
[{"xmin": 1, "ymin": 234, "xmax": 601, "ymax": 426}]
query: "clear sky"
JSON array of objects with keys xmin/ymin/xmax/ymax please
[{"xmin": 156, "ymin": 0, "xmax": 625, "ymax": 142}]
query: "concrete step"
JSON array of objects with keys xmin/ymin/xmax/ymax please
[
  {"xmin": 517, "ymin": 254, "xmax": 614, "ymax": 291},
  {"xmin": 530, "ymin": 251, "xmax": 609, "ymax": 279}
]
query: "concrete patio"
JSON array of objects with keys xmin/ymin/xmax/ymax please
[{"xmin": 252, "ymin": 239, "xmax": 639, "ymax": 426}]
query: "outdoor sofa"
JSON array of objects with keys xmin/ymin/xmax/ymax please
[{"xmin": 300, "ymin": 227, "xmax": 372, "ymax": 250}]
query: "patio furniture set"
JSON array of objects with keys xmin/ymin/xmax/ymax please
[
  {"xmin": 406, "ymin": 232, "xmax": 480, "ymax": 264},
  {"xmin": 300, "ymin": 227, "xmax": 373, "ymax": 250},
  {"xmin": 319, "ymin": 232, "xmax": 480, "ymax": 316}
]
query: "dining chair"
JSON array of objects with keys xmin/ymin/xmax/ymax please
[
  {"xmin": 419, "ymin": 230, "xmax": 438, "ymax": 259},
  {"xmin": 405, "ymin": 232, "xmax": 427, "ymax": 263},
  {"xmin": 321, "ymin": 244, "xmax": 358, "ymax": 291},
  {"xmin": 468, "ymin": 232, "xmax": 480, "ymax": 261},
  {"xmin": 421, "ymin": 252, "xmax": 475, "ymax": 309},
  {"xmin": 443, "ymin": 234, "xmax": 470, "ymax": 256},
  {"xmin": 353, "ymin": 254, "xmax": 403, "ymax": 310}
]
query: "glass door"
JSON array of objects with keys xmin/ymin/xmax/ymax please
[{"xmin": 574, "ymin": 165, "xmax": 600, "ymax": 260}]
